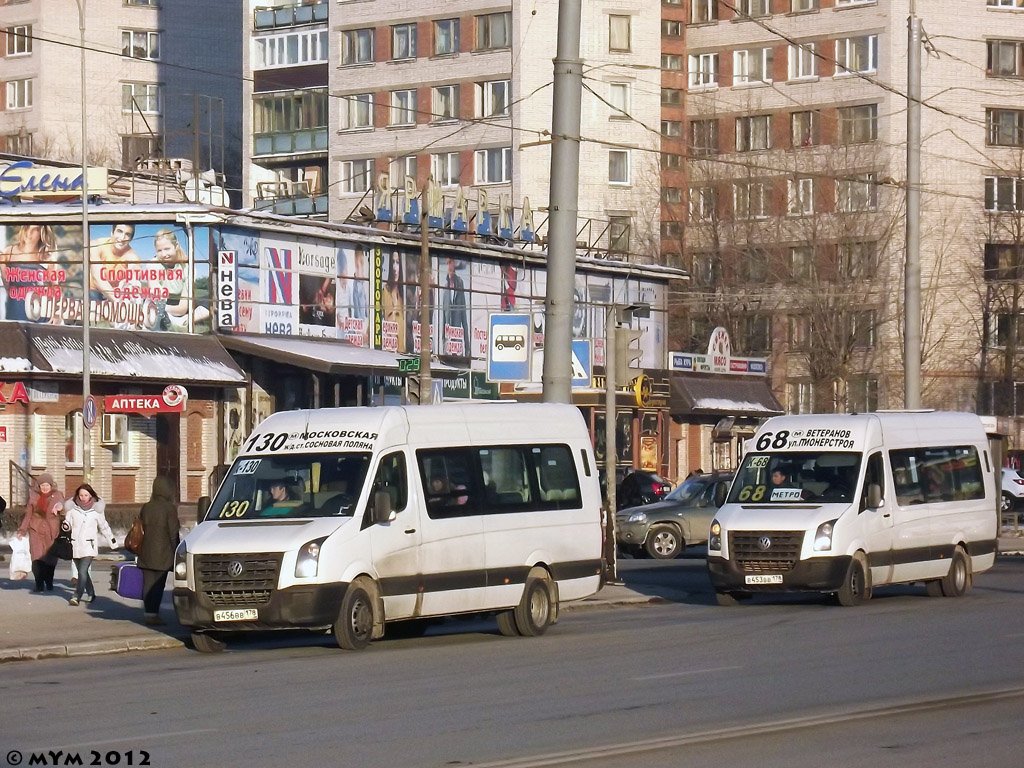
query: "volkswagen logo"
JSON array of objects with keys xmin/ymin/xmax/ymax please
[
  {"xmin": 758, "ymin": 536, "xmax": 772, "ymax": 551},
  {"xmin": 227, "ymin": 560, "xmax": 245, "ymax": 578}
]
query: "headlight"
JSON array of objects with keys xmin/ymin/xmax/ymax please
[
  {"xmin": 173, "ymin": 540, "xmax": 188, "ymax": 580},
  {"xmin": 813, "ymin": 519, "xmax": 838, "ymax": 552},
  {"xmin": 294, "ymin": 536, "xmax": 328, "ymax": 579},
  {"xmin": 709, "ymin": 519, "xmax": 722, "ymax": 551},
  {"xmin": 627, "ymin": 511, "xmax": 647, "ymax": 524}
]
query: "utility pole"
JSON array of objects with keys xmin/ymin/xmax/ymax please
[
  {"xmin": 542, "ymin": 0, "xmax": 583, "ymax": 404},
  {"xmin": 905, "ymin": 7, "xmax": 923, "ymax": 409},
  {"xmin": 604, "ymin": 305, "xmax": 618, "ymax": 583},
  {"xmin": 418, "ymin": 201, "xmax": 433, "ymax": 404},
  {"xmin": 77, "ymin": 0, "xmax": 92, "ymax": 482}
]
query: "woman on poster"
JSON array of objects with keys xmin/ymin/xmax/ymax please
[
  {"xmin": 381, "ymin": 251, "xmax": 406, "ymax": 351},
  {"xmin": 0, "ymin": 224, "xmax": 58, "ymax": 321}
]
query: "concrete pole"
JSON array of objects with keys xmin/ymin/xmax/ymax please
[
  {"xmin": 905, "ymin": 13, "xmax": 922, "ymax": 409},
  {"xmin": 418, "ymin": 204, "xmax": 433, "ymax": 404},
  {"xmin": 542, "ymin": 0, "xmax": 583, "ymax": 404},
  {"xmin": 78, "ymin": 0, "xmax": 92, "ymax": 482},
  {"xmin": 604, "ymin": 305, "xmax": 618, "ymax": 582}
]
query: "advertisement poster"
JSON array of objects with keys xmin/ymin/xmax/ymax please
[
  {"xmin": 337, "ymin": 242, "xmax": 370, "ymax": 347},
  {"xmin": 438, "ymin": 255, "xmax": 470, "ymax": 358},
  {"xmin": 0, "ymin": 222, "xmax": 210, "ymax": 332},
  {"xmin": 217, "ymin": 227, "xmax": 260, "ymax": 333}
]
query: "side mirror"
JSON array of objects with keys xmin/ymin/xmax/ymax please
[
  {"xmin": 372, "ymin": 489, "xmax": 395, "ymax": 525},
  {"xmin": 714, "ymin": 483, "xmax": 728, "ymax": 508},
  {"xmin": 866, "ymin": 483, "xmax": 883, "ymax": 509},
  {"xmin": 197, "ymin": 496, "xmax": 212, "ymax": 523}
]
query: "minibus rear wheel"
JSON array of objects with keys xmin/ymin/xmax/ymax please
[
  {"xmin": 940, "ymin": 546, "xmax": 972, "ymax": 597},
  {"xmin": 499, "ymin": 568, "xmax": 555, "ymax": 637}
]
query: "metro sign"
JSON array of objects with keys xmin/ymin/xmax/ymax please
[{"xmin": 104, "ymin": 385, "xmax": 187, "ymax": 415}]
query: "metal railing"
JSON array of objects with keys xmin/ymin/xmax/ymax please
[
  {"xmin": 254, "ymin": 0, "xmax": 327, "ymax": 30},
  {"xmin": 8, "ymin": 461, "xmax": 33, "ymax": 508}
]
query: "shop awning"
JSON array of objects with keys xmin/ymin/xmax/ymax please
[
  {"xmin": 0, "ymin": 323, "xmax": 247, "ymax": 386},
  {"xmin": 218, "ymin": 333, "xmax": 462, "ymax": 377},
  {"xmin": 670, "ymin": 375, "xmax": 783, "ymax": 418}
]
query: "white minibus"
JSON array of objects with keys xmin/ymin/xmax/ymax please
[
  {"xmin": 707, "ymin": 411, "xmax": 998, "ymax": 606},
  {"xmin": 173, "ymin": 403, "xmax": 603, "ymax": 651}
]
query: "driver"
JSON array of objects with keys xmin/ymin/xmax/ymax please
[{"xmin": 263, "ymin": 478, "xmax": 300, "ymax": 516}]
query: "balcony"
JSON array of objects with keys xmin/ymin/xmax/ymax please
[
  {"xmin": 254, "ymin": 0, "xmax": 327, "ymax": 30},
  {"xmin": 254, "ymin": 180, "xmax": 328, "ymax": 217},
  {"xmin": 253, "ymin": 128, "xmax": 328, "ymax": 157}
]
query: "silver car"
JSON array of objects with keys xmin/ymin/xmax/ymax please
[{"xmin": 616, "ymin": 473, "xmax": 732, "ymax": 559}]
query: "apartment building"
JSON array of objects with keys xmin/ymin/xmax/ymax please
[
  {"xmin": 0, "ymin": 0, "xmax": 242, "ymax": 190},
  {"xmin": 679, "ymin": 0, "xmax": 1024, "ymax": 433},
  {"xmin": 244, "ymin": 0, "xmax": 663, "ymax": 260}
]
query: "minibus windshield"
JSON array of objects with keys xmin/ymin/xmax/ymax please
[
  {"xmin": 728, "ymin": 451, "xmax": 862, "ymax": 504},
  {"xmin": 208, "ymin": 452, "xmax": 372, "ymax": 521}
]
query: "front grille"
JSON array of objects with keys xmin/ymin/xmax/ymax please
[
  {"xmin": 196, "ymin": 553, "xmax": 282, "ymax": 606},
  {"xmin": 730, "ymin": 531, "xmax": 803, "ymax": 572}
]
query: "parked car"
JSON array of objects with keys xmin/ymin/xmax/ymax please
[
  {"xmin": 616, "ymin": 471, "xmax": 673, "ymax": 511},
  {"xmin": 616, "ymin": 472, "xmax": 733, "ymax": 559},
  {"xmin": 1002, "ymin": 467, "xmax": 1024, "ymax": 515}
]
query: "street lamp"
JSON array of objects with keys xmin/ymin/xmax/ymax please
[{"xmin": 76, "ymin": 0, "xmax": 93, "ymax": 481}]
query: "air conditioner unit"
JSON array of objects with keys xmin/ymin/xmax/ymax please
[{"xmin": 101, "ymin": 413, "xmax": 126, "ymax": 445}]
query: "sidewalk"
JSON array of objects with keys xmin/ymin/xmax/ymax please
[{"xmin": 0, "ymin": 532, "xmax": 1021, "ymax": 664}]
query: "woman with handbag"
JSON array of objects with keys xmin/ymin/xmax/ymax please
[
  {"xmin": 137, "ymin": 476, "xmax": 180, "ymax": 625},
  {"xmin": 63, "ymin": 484, "xmax": 116, "ymax": 606},
  {"xmin": 16, "ymin": 473, "xmax": 65, "ymax": 593}
]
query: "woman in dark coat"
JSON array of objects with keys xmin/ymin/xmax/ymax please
[
  {"xmin": 137, "ymin": 476, "xmax": 180, "ymax": 625},
  {"xmin": 16, "ymin": 473, "xmax": 65, "ymax": 592}
]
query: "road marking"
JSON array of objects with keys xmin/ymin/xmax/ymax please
[
  {"xmin": 462, "ymin": 685, "xmax": 1024, "ymax": 768},
  {"xmin": 30, "ymin": 728, "xmax": 218, "ymax": 752},
  {"xmin": 633, "ymin": 665, "xmax": 741, "ymax": 681}
]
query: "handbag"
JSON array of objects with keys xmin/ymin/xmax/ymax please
[
  {"xmin": 124, "ymin": 516, "xmax": 145, "ymax": 555},
  {"xmin": 49, "ymin": 518, "xmax": 73, "ymax": 561}
]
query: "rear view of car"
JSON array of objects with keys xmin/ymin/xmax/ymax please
[{"xmin": 617, "ymin": 471, "xmax": 672, "ymax": 511}]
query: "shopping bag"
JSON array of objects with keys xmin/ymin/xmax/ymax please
[{"xmin": 9, "ymin": 536, "xmax": 31, "ymax": 580}]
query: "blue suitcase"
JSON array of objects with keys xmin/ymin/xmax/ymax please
[{"xmin": 111, "ymin": 561, "xmax": 144, "ymax": 600}]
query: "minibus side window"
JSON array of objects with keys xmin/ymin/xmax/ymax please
[
  {"xmin": 889, "ymin": 446, "xmax": 985, "ymax": 505},
  {"xmin": 861, "ymin": 452, "xmax": 884, "ymax": 511},
  {"xmin": 532, "ymin": 445, "xmax": 582, "ymax": 509},
  {"xmin": 363, "ymin": 451, "xmax": 408, "ymax": 529},
  {"xmin": 419, "ymin": 449, "xmax": 478, "ymax": 519}
]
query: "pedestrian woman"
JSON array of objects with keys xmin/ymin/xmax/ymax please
[
  {"xmin": 63, "ymin": 484, "xmax": 116, "ymax": 606},
  {"xmin": 137, "ymin": 476, "xmax": 180, "ymax": 626},
  {"xmin": 16, "ymin": 473, "xmax": 65, "ymax": 592}
]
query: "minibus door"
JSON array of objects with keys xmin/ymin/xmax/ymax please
[
  {"xmin": 366, "ymin": 451, "xmax": 422, "ymax": 619},
  {"xmin": 863, "ymin": 451, "xmax": 895, "ymax": 586}
]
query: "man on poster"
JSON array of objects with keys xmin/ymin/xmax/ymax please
[
  {"xmin": 89, "ymin": 223, "xmax": 140, "ymax": 302},
  {"xmin": 442, "ymin": 256, "xmax": 468, "ymax": 357}
]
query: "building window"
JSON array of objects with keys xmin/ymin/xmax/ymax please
[
  {"xmin": 985, "ymin": 176, "xmax": 1024, "ymax": 211},
  {"xmin": 6, "ymin": 131, "xmax": 32, "ymax": 155},
  {"xmin": 988, "ymin": 108, "xmax": 1024, "ymax": 146},
  {"xmin": 5, "ymin": 25, "xmax": 31, "ymax": 56},
  {"xmin": 792, "ymin": 0, "xmax": 817, "ymax": 11},
  {"xmin": 476, "ymin": 12, "xmax": 510, "ymax": 51},
  {"xmin": 65, "ymin": 411, "xmax": 83, "ymax": 465},
  {"xmin": 662, "ymin": 153, "xmax": 683, "ymax": 169},
  {"xmin": 608, "ymin": 82, "xmax": 630, "ymax": 118},
  {"xmin": 390, "ymin": 155, "xmax": 417, "ymax": 187},
  {"xmin": 734, "ymin": 47, "xmax": 773, "ymax": 85},
  {"xmin": 476, "ymin": 79, "xmax": 510, "ymax": 118},
  {"xmin": 663, "ymin": 187, "xmax": 683, "ymax": 203},
  {"xmin": 662, "ymin": 220, "xmax": 682, "ymax": 238},
  {"xmin": 390, "ymin": 89, "xmax": 416, "ymax": 126},
  {"xmin": 851, "ymin": 310, "xmax": 876, "ymax": 347},
  {"xmin": 339, "ymin": 92, "xmax": 373, "ymax": 130},
  {"xmin": 662, "ymin": 53, "xmax": 683, "ymax": 70},
  {"xmin": 101, "ymin": 413, "xmax": 129, "ymax": 464},
  {"xmin": 609, "ymin": 14, "xmax": 631, "ymax": 51},
  {"xmin": 690, "ymin": 186, "xmax": 717, "ymax": 221},
  {"xmin": 690, "ymin": 119, "xmax": 718, "ymax": 155},
  {"xmin": 836, "ymin": 35, "xmax": 878, "ymax": 74},
  {"xmin": 835, "ymin": 0, "xmax": 873, "ymax": 5},
  {"xmin": 662, "ymin": 120, "xmax": 682, "ymax": 137},
  {"xmin": 341, "ymin": 159, "xmax": 374, "ymax": 194},
  {"xmin": 661, "ymin": 87, "xmax": 683, "ymax": 105},
  {"xmin": 788, "ymin": 43, "xmax": 817, "ymax": 79},
  {"xmin": 688, "ymin": 53, "xmax": 718, "ymax": 88},
  {"xmin": 125, "ymin": 0, "xmax": 157, "ymax": 5},
  {"xmin": 341, "ymin": 28, "xmax": 374, "ymax": 65},
  {"xmin": 475, "ymin": 147, "xmax": 512, "ymax": 184},
  {"xmin": 254, "ymin": 89, "xmax": 328, "ymax": 133},
  {"xmin": 737, "ymin": 0, "xmax": 770, "ymax": 18},
  {"xmin": 691, "ymin": 0, "xmax": 718, "ymax": 23},
  {"xmin": 121, "ymin": 29, "xmax": 159, "ymax": 60},
  {"xmin": 988, "ymin": 40, "xmax": 1024, "ymax": 77},
  {"xmin": 986, "ymin": 243, "xmax": 1024, "ymax": 280},
  {"xmin": 788, "ymin": 315, "xmax": 810, "ymax": 349},
  {"xmin": 741, "ymin": 313, "xmax": 771, "ymax": 352},
  {"xmin": 838, "ymin": 104, "xmax": 878, "ymax": 144},
  {"xmin": 5, "ymin": 78, "xmax": 32, "ymax": 109},
  {"xmin": 608, "ymin": 149, "xmax": 630, "ymax": 184},
  {"xmin": 122, "ymin": 134, "xmax": 161, "ymax": 167},
  {"xmin": 434, "ymin": 19, "xmax": 459, "ymax": 56},
  {"xmin": 391, "ymin": 23, "xmax": 417, "ymax": 60},
  {"xmin": 790, "ymin": 246, "xmax": 814, "ymax": 280},
  {"xmin": 122, "ymin": 82, "xmax": 160, "ymax": 113},
  {"xmin": 609, "ymin": 216, "xmax": 631, "ymax": 254},
  {"xmin": 996, "ymin": 313, "xmax": 1024, "ymax": 346},
  {"xmin": 838, "ymin": 175, "xmax": 878, "ymax": 212},
  {"xmin": 432, "ymin": 85, "xmax": 458, "ymax": 122},
  {"xmin": 838, "ymin": 241, "xmax": 877, "ymax": 278},
  {"xmin": 431, "ymin": 152, "xmax": 460, "ymax": 187},
  {"xmin": 790, "ymin": 110, "xmax": 818, "ymax": 147},
  {"xmin": 735, "ymin": 114, "xmax": 770, "ymax": 151},
  {"xmin": 787, "ymin": 381, "xmax": 814, "ymax": 414},
  {"xmin": 734, "ymin": 182, "xmax": 767, "ymax": 220},
  {"xmin": 256, "ymin": 29, "xmax": 329, "ymax": 68},
  {"xmin": 662, "ymin": 20, "xmax": 683, "ymax": 37},
  {"xmin": 788, "ymin": 177, "xmax": 814, "ymax": 216},
  {"xmin": 847, "ymin": 379, "xmax": 878, "ymax": 413}
]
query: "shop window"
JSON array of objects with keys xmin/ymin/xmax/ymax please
[
  {"xmin": 65, "ymin": 411, "xmax": 84, "ymax": 465},
  {"xmin": 30, "ymin": 412, "xmax": 45, "ymax": 466}
]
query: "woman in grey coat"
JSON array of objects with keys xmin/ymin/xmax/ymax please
[{"xmin": 137, "ymin": 476, "xmax": 180, "ymax": 625}]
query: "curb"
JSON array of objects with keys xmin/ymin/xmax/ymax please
[{"xmin": 1, "ymin": 634, "xmax": 185, "ymax": 663}]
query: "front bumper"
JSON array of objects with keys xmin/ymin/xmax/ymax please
[
  {"xmin": 173, "ymin": 582, "xmax": 347, "ymax": 631},
  {"xmin": 706, "ymin": 553, "xmax": 851, "ymax": 594},
  {"xmin": 615, "ymin": 519, "xmax": 650, "ymax": 547}
]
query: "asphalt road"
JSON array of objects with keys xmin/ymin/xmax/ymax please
[{"xmin": 3, "ymin": 556, "xmax": 1024, "ymax": 768}]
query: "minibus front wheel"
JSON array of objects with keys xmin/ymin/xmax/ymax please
[
  {"xmin": 836, "ymin": 552, "xmax": 871, "ymax": 607},
  {"xmin": 334, "ymin": 580, "xmax": 376, "ymax": 650}
]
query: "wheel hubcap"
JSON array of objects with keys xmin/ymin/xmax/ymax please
[
  {"xmin": 529, "ymin": 585, "xmax": 549, "ymax": 625},
  {"xmin": 351, "ymin": 599, "xmax": 372, "ymax": 639},
  {"xmin": 653, "ymin": 533, "xmax": 675, "ymax": 556}
]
